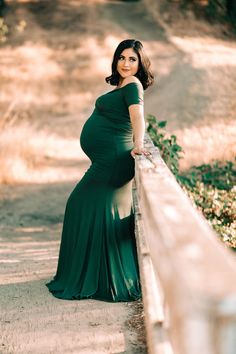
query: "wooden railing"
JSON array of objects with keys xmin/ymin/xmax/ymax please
[{"xmin": 133, "ymin": 134, "xmax": 236, "ymax": 354}]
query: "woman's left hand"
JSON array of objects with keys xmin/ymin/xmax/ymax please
[{"xmin": 131, "ymin": 146, "xmax": 151, "ymax": 159}]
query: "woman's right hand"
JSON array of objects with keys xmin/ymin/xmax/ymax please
[{"xmin": 131, "ymin": 146, "xmax": 151, "ymax": 158}]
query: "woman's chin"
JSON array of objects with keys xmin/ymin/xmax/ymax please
[{"xmin": 119, "ymin": 73, "xmax": 133, "ymax": 79}]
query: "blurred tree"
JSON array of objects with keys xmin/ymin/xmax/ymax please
[
  {"xmin": 171, "ymin": 0, "xmax": 236, "ymax": 26},
  {"xmin": 226, "ymin": 0, "xmax": 236, "ymax": 21},
  {"xmin": 0, "ymin": 0, "xmax": 5, "ymax": 16}
]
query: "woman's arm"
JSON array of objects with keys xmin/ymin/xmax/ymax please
[
  {"xmin": 129, "ymin": 104, "xmax": 145, "ymax": 148},
  {"xmin": 129, "ymin": 104, "xmax": 150, "ymax": 158},
  {"xmin": 121, "ymin": 75, "xmax": 150, "ymax": 157}
]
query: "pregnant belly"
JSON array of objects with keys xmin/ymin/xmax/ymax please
[
  {"xmin": 80, "ymin": 114, "xmax": 133, "ymax": 161},
  {"xmin": 80, "ymin": 114, "xmax": 134, "ymax": 187}
]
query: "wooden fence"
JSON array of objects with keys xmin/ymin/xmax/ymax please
[{"xmin": 133, "ymin": 134, "xmax": 236, "ymax": 354}]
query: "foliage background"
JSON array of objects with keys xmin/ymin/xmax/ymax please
[{"xmin": 146, "ymin": 115, "xmax": 236, "ymax": 250}]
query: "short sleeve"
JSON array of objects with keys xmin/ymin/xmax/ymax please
[{"xmin": 122, "ymin": 82, "xmax": 144, "ymax": 108}]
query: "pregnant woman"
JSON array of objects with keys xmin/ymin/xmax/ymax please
[{"xmin": 46, "ymin": 39, "xmax": 154, "ymax": 302}]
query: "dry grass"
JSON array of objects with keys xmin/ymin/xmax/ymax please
[
  {"xmin": 0, "ymin": 118, "xmax": 87, "ymax": 184},
  {"xmin": 176, "ymin": 118, "xmax": 236, "ymax": 170},
  {"xmin": 169, "ymin": 36, "xmax": 236, "ymax": 169},
  {"xmin": 126, "ymin": 299, "xmax": 147, "ymax": 348}
]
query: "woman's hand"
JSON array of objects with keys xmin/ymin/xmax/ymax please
[{"xmin": 131, "ymin": 145, "xmax": 151, "ymax": 158}]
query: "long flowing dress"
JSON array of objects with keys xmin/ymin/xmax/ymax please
[{"xmin": 46, "ymin": 82, "xmax": 143, "ymax": 302}]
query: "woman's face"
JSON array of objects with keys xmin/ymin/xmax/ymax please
[{"xmin": 116, "ymin": 48, "xmax": 139, "ymax": 82}]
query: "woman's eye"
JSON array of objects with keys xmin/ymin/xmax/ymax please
[{"xmin": 119, "ymin": 57, "xmax": 136, "ymax": 62}]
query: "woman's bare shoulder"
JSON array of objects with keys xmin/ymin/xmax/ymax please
[{"xmin": 121, "ymin": 76, "xmax": 142, "ymax": 88}]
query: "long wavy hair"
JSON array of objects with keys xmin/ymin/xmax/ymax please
[{"xmin": 105, "ymin": 39, "xmax": 154, "ymax": 90}]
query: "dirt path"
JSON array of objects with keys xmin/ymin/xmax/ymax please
[{"xmin": 0, "ymin": 0, "xmax": 236, "ymax": 352}]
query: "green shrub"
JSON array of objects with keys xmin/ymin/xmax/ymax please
[
  {"xmin": 178, "ymin": 160, "xmax": 236, "ymax": 190},
  {"xmin": 146, "ymin": 114, "xmax": 184, "ymax": 176},
  {"xmin": 146, "ymin": 114, "xmax": 236, "ymax": 250}
]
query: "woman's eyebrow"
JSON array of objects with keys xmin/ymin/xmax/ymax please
[{"xmin": 119, "ymin": 55, "xmax": 138, "ymax": 59}]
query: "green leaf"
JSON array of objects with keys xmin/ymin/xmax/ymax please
[{"xmin": 157, "ymin": 121, "xmax": 167, "ymax": 128}]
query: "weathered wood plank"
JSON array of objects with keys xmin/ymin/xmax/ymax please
[{"xmin": 134, "ymin": 134, "xmax": 236, "ymax": 354}]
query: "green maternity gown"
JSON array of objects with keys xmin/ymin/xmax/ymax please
[{"xmin": 46, "ymin": 82, "xmax": 143, "ymax": 302}]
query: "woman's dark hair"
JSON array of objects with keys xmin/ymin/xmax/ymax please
[{"xmin": 105, "ymin": 39, "xmax": 154, "ymax": 90}]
